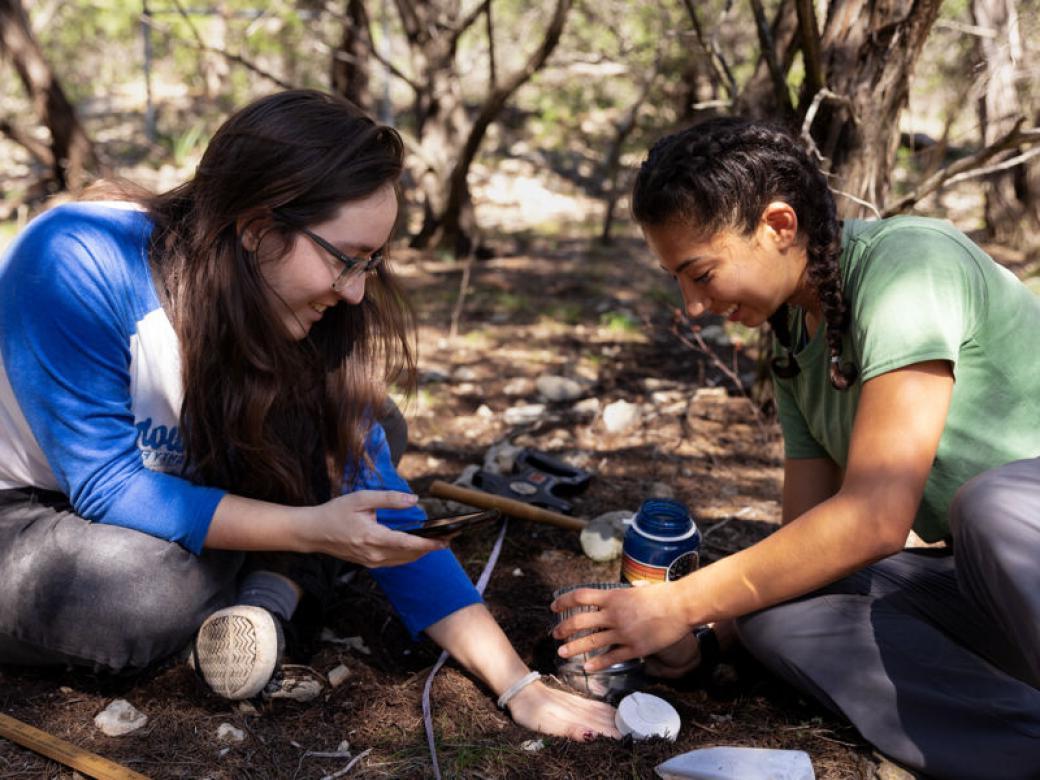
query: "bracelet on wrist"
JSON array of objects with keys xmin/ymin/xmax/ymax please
[{"xmin": 496, "ymin": 671, "xmax": 542, "ymax": 709}]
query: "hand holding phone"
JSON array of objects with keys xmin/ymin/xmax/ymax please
[{"xmin": 405, "ymin": 509, "xmax": 502, "ymax": 538}]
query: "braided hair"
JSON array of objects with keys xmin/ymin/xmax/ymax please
[{"xmin": 632, "ymin": 117, "xmax": 858, "ymax": 390}]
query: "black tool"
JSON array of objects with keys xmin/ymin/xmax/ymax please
[{"xmin": 469, "ymin": 448, "xmax": 591, "ymax": 514}]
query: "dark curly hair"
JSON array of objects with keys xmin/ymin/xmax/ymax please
[{"xmin": 631, "ymin": 117, "xmax": 857, "ymax": 390}]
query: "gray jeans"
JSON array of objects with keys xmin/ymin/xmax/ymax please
[
  {"xmin": 0, "ymin": 400, "xmax": 409, "ymax": 673},
  {"xmin": 735, "ymin": 457, "xmax": 1040, "ymax": 779}
]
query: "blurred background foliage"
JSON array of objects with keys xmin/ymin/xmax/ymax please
[{"xmin": 1, "ymin": 0, "xmax": 1039, "ymax": 268}]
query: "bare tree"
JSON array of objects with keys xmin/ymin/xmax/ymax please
[
  {"xmin": 0, "ymin": 0, "xmax": 98, "ymax": 192},
  {"xmin": 384, "ymin": 0, "xmax": 572, "ymax": 256},
  {"xmin": 971, "ymin": 0, "xmax": 1040, "ymax": 249},
  {"xmin": 331, "ymin": 0, "xmax": 374, "ymax": 114}
]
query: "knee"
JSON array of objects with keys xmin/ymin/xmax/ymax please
[{"xmin": 949, "ymin": 464, "xmax": 1023, "ymax": 548}]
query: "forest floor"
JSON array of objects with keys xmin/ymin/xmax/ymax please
[{"xmin": 0, "ymin": 218, "xmax": 895, "ymax": 779}]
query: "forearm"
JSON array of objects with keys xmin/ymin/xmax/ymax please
[
  {"xmin": 424, "ymin": 603, "xmax": 529, "ymax": 697},
  {"xmin": 676, "ymin": 491, "xmax": 909, "ymax": 627},
  {"xmin": 203, "ymin": 493, "xmax": 313, "ymax": 553}
]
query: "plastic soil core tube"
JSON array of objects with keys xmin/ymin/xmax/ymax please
[{"xmin": 615, "ymin": 692, "xmax": 680, "ymax": 741}]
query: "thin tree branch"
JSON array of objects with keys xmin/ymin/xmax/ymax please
[
  {"xmin": 800, "ymin": 87, "xmax": 856, "ymax": 163},
  {"xmin": 485, "ymin": 0, "xmax": 496, "ymax": 91},
  {"xmin": 748, "ymin": 0, "xmax": 793, "ymax": 114},
  {"xmin": 0, "ymin": 119, "xmax": 55, "ymax": 168},
  {"xmin": 794, "ymin": 0, "xmax": 823, "ymax": 99},
  {"xmin": 883, "ymin": 118, "xmax": 1040, "ymax": 215},
  {"xmin": 680, "ymin": 0, "xmax": 738, "ymax": 99},
  {"xmin": 139, "ymin": 13, "xmax": 298, "ymax": 90},
  {"xmin": 450, "ymin": 0, "xmax": 492, "ymax": 48}
]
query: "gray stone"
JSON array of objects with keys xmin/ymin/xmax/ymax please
[
  {"xmin": 602, "ymin": 399, "xmax": 640, "ymax": 433},
  {"xmin": 648, "ymin": 482, "xmax": 675, "ymax": 499},
  {"xmin": 94, "ymin": 699, "xmax": 147, "ymax": 737},
  {"xmin": 535, "ymin": 375, "xmax": 584, "ymax": 402},
  {"xmin": 452, "ymin": 365, "xmax": 479, "ymax": 381},
  {"xmin": 580, "ymin": 510, "xmax": 633, "ymax": 562},
  {"xmin": 327, "ymin": 664, "xmax": 351, "ymax": 688},
  {"xmin": 504, "ymin": 403, "xmax": 546, "ymax": 426},
  {"xmin": 571, "ymin": 397, "xmax": 600, "ymax": 417}
]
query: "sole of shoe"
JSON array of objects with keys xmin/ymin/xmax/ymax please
[{"xmin": 194, "ymin": 605, "xmax": 282, "ymax": 700}]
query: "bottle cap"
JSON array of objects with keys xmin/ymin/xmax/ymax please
[{"xmin": 614, "ymin": 691, "xmax": 680, "ymax": 741}]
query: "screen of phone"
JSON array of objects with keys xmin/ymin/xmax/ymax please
[{"xmin": 405, "ymin": 509, "xmax": 502, "ymax": 538}]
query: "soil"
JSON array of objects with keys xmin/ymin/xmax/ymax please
[{"xmin": 0, "ymin": 234, "xmax": 883, "ymax": 779}]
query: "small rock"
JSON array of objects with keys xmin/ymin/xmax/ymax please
[
  {"xmin": 328, "ymin": 665, "xmax": 351, "ymax": 688},
  {"xmin": 476, "ymin": 404, "xmax": 494, "ymax": 418},
  {"xmin": 217, "ymin": 747, "xmax": 231, "ymax": 758},
  {"xmin": 59, "ymin": 686, "xmax": 73, "ymax": 695},
  {"xmin": 94, "ymin": 699, "xmax": 147, "ymax": 737},
  {"xmin": 512, "ymin": 568, "xmax": 524, "ymax": 577},
  {"xmin": 602, "ymin": 399, "xmax": 640, "ymax": 433},
  {"xmin": 265, "ymin": 677, "xmax": 323, "ymax": 702},
  {"xmin": 337, "ymin": 739, "xmax": 351, "ymax": 753},
  {"xmin": 216, "ymin": 723, "xmax": 245, "ymax": 743},
  {"xmin": 693, "ymin": 386, "xmax": 728, "ymax": 401},
  {"xmin": 698, "ymin": 324, "xmax": 730, "ymax": 347},
  {"xmin": 452, "ymin": 366, "xmax": 479, "ymax": 382},
  {"xmin": 237, "ymin": 701, "xmax": 258, "ymax": 716},
  {"xmin": 319, "ymin": 630, "xmax": 371, "ymax": 655},
  {"xmin": 502, "ymin": 377, "xmax": 535, "ymax": 396},
  {"xmin": 521, "ymin": 738, "xmax": 545, "ymax": 752},
  {"xmin": 571, "ymin": 397, "xmax": 600, "ymax": 417},
  {"xmin": 580, "ymin": 510, "xmax": 633, "ymax": 562},
  {"xmin": 648, "ymin": 482, "xmax": 675, "ymax": 499},
  {"xmin": 504, "ymin": 403, "xmax": 546, "ymax": 426},
  {"xmin": 535, "ymin": 375, "xmax": 584, "ymax": 402},
  {"xmin": 456, "ymin": 382, "xmax": 477, "ymax": 395},
  {"xmin": 483, "ymin": 441, "xmax": 524, "ymax": 474},
  {"xmin": 643, "ymin": 377, "xmax": 674, "ymax": 392}
]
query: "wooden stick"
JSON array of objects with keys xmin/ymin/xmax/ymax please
[
  {"xmin": 0, "ymin": 712, "xmax": 151, "ymax": 780},
  {"xmin": 429, "ymin": 480, "xmax": 586, "ymax": 532}
]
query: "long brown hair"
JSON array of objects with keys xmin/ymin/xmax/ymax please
[{"xmin": 146, "ymin": 90, "xmax": 415, "ymax": 504}]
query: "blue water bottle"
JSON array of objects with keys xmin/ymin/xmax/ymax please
[{"xmin": 621, "ymin": 498, "xmax": 701, "ymax": 585}]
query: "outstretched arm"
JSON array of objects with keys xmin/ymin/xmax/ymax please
[
  {"xmin": 554, "ymin": 360, "xmax": 954, "ymax": 670},
  {"xmin": 425, "ymin": 604, "xmax": 619, "ymax": 741}
]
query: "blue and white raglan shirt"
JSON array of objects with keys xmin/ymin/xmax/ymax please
[{"xmin": 0, "ymin": 202, "xmax": 480, "ymax": 637}]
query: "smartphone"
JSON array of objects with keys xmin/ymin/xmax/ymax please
[{"xmin": 404, "ymin": 509, "xmax": 502, "ymax": 538}]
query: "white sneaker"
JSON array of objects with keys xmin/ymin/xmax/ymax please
[{"xmin": 193, "ymin": 605, "xmax": 284, "ymax": 700}]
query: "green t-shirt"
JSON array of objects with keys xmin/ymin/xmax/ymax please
[{"xmin": 774, "ymin": 216, "xmax": 1040, "ymax": 541}]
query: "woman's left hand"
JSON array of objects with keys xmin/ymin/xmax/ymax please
[
  {"xmin": 506, "ymin": 680, "xmax": 620, "ymax": 741},
  {"xmin": 551, "ymin": 581, "xmax": 692, "ymax": 673}
]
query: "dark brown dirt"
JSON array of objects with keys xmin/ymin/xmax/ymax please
[{"xmin": 0, "ymin": 235, "xmax": 880, "ymax": 778}]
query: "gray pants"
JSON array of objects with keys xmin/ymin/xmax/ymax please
[
  {"xmin": 0, "ymin": 401, "xmax": 409, "ymax": 673},
  {"xmin": 735, "ymin": 458, "xmax": 1040, "ymax": 779}
]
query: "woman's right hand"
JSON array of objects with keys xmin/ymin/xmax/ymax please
[{"xmin": 301, "ymin": 490, "xmax": 446, "ymax": 567}]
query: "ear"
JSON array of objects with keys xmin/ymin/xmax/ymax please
[
  {"xmin": 759, "ymin": 201, "xmax": 800, "ymax": 250},
  {"xmin": 236, "ymin": 211, "xmax": 272, "ymax": 253}
]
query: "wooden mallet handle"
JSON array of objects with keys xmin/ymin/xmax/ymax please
[
  {"xmin": 429, "ymin": 480, "xmax": 586, "ymax": 532},
  {"xmin": 0, "ymin": 712, "xmax": 151, "ymax": 779}
]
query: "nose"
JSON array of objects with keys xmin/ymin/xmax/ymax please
[
  {"xmin": 334, "ymin": 273, "xmax": 366, "ymax": 305},
  {"xmin": 677, "ymin": 278, "xmax": 709, "ymax": 318}
]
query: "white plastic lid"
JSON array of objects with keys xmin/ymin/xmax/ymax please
[{"xmin": 615, "ymin": 692, "xmax": 680, "ymax": 741}]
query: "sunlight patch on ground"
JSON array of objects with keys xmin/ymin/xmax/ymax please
[{"xmin": 470, "ymin": 158, "xmax": 602, "ymax": 233}]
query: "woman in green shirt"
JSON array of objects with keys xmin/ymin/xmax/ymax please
[{"xmin": 553, "ymin": 118, "xmax": 1040, "ymax": 778}]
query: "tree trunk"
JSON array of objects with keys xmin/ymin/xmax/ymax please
[
  {"xmin": 805, "ymin": 0, "xmax": 943, "ymax": 215},
  {"xmin": 736, "ymin": 0, "xmax": 801, "ymax": 119},
  {"xmin": 332, "ymin": 0, "xmax": 374, "ymax": 114},
  {"xmin": 0, "ymin": 0, "xmax": 97, "ymax": 192},
  {"xmin": 971, "ymin": 0, "xmax": 1039, "ymax": 249}
]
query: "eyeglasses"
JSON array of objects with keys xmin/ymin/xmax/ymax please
[{"xmin": 293, "ymin": 224, "xmax": 385, "ymax": 292}]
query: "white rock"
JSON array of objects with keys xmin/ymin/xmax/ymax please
[
  {"xmin": 483, "ymin": 441, "xmax": 524, "ymax": 474},
  {"xmin": 236, "ymin": 701, "xmax": 258, "ymax": 716},
  {"xmin": 512, "ymin": 568, "xmax": 524, "ymax": 577},
  {"xmin": 337, "ymin": 739, "xmax": 351, "ymax": 753},
  {"xmin": 504, "ymin": 403, "xmax": 546, "ymax": 426},
  {"xmin": 693, "ymin": 386, "xmax": 728, "ymax": 401},
  {"xmin": 521, "ymin": 739, "xmax": 545, "ymax": 752},
  {"xmin": 265, "ymin": 677, "xmax": 323, "ymax": 702},
  {"xmin": 328, "ymin": 665, "xmax": 351, "ymax": 688},
  {"xmin": 535, "ymin": 375, "xmax": 584, "ymax": 402},
  {"xmin": 502, "ymin": 377, "xmax": 535, "ymax": 396},
  {"xmin": 580, "ymin": 510, "xmax": 633, "ymax": 562},
  {"xmin": 648, "ymin": 482, "xmax": 675, "ymax": 499},
  {"xmin": 217, "ymin": 747, "xmax": 231, "ymax": 757},
  {"xmin": 476, "ymin": 404, "xmax": 494, "ymax": 418},
  {"xmin": 94, "ymin": 699, "xmax": 147, "ymax": 737},
  {"xmin": 571, "ymin": 397, "xmax": 600, "ymax": 417},
  {"xmin": 452, "ymin": 366, "xmax": 479, "ymax": 381},
  {"xmin": 216, "ymin": 723, "xmax": 245, "ymax": 743},
  {"xmin": 319, "ymin": 629, "xmax": 371, "ymax": 655},
  {"xmin": 602, "ymin": 399, "xmax": 640, "ymax": 433}
]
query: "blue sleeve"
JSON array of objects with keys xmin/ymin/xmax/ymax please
[
  {"xmin": 352, "ymin": 422, "xmax": 482, "ymax": 638},
  {"xmin": 0, "ymin": 207, "xmax": 223, "ymax": 552}
]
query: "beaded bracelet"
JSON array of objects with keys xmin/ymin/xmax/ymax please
[{"xmin": 496, "ymin": 671, "xmax": 542, "ymax": 709}]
